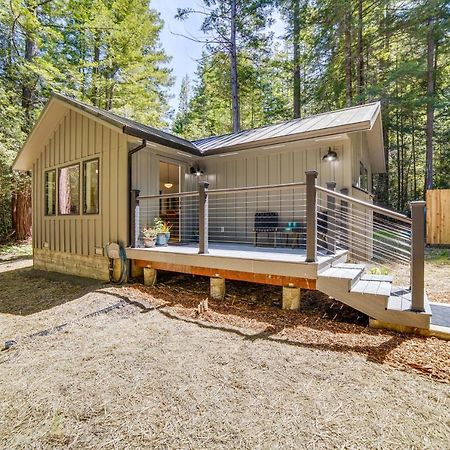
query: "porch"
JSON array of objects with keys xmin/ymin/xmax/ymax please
[{"xmin": 127, "ymin": 169, "xmax": 435, "ymax": 331}]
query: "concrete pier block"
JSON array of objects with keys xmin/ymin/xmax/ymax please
[
  {"xmin": 210, "ymin": 277, "xmax": 225, "ymax": 300},
  {"xmin": 130, "ymin": 260, "xmax": 144, "ymax": 278},
  {"xmin": 143, "ymin": 267, "xmax": 157, "ymax": 287},
  {"xmin": 282, "ymin": 287, "xmax": 301, "ymax": 310}
]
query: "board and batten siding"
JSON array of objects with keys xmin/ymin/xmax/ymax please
[
  {"xmin": 32, "ymin": 108, "xmax": 129, "ymax": 279},
  {"xmin": 202, "ymin": 143, "xmax": 351, "ymax": 243}
]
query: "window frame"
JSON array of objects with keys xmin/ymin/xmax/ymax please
[
  {"xmin": 82, "ymin": 157, "xmax": 100, "ymax": 215},
  {"xmin": 44, "ymin": 169, "xmax": 57, "ymax": 216},
  {"xmin": 58, "ymin": 163, "xmax": 81, "ymax": 216}
]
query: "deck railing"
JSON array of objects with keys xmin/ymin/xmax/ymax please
[{"xmin": 132, "ymin": 169, "xmax": 426, "ymax": 311}]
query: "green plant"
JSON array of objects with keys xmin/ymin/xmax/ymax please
[{"xmin": 153, "ymin": 218, "xmax": 172, "ymax": 233}]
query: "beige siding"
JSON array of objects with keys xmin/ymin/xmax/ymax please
[{"xmin": 32, "ymin": 108, "xmax": 129, "ymax": 263}]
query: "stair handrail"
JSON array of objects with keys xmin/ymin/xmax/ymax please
[{"xmin": 316, "ymin": 185, "xmax": 412, "ymax": 224}]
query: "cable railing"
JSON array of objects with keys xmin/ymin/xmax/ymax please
[{"xmin": 130, "ymin": 169, "xmax": 426, "ymax": 312}]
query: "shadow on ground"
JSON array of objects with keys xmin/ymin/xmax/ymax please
[
  {"xmin": 0, "ymin": 267, "xmax": 103, "ymax": 316},
  {"xmin": 126, "ymin": 272, "xmax": 413, "ymax": 366}
]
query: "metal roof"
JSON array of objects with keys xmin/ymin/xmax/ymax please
[
  {"xmin": 14, "ymin": 93, "xmax": 383, "ymax": 171},
  {"xmin": 193, "ymin": 102, "xmax": 381, "ymax": 153},
  {"xmin": 52, "ymin": 94, "xmax": 201, "ymax": 156}
]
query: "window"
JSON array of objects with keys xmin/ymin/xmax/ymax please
[
  {"xmin": 359, "ymin": 162, "xmax": 369, "ymax": 192},
  {"xmin": 44, "ymin": 170, "xmax": 56, "ymax": 215},
  {"xmin": 83, "ymin": 159, "xmax": 99, "ymax": 214},
  {"xmin": 58, "ymin": 164, "xmax": 80, "ymax": 215}
]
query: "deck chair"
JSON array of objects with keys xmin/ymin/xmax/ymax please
[{"xmin": 254, "ymin": 212, "xmax": 278, "ymax": 247}]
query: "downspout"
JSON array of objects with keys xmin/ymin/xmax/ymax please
[{"xmin": 128, "ymin": 139, "xmax": 147, "ymax": 247}]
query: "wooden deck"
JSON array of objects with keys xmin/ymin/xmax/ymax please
[{"xmin": 126, "ymin": 243, "xmax": 348, "ymax": 289}]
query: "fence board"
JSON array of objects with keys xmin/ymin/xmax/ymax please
[{"xmin": 426, "ymin": 189, "xmax": 450, "ymax": 245}]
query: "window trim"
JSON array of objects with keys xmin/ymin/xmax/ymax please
[
  {"xmin": 58, "ymin": 163, "xmax": 81, "ymax": 216},
  {"xmin": 44, "ymin": 169, "xmax": 57, "ymax": 216},
  {"xmin": 82, "ymin": 157, "xmax": 100, "ymax": 215}
]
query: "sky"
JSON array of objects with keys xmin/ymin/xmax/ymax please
[
  {"xmin": 151, "ymin": 0, "xmax": 207, "ymax": 113},
  {"xmin": 151, "ymin": 0, "xmax": 284, "ymax": 114}
]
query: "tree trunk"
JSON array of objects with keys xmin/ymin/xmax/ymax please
[
  {"xmin": 356, "ymin": 0, "xmax": 364, "ymax": 102},
  {"xmin": 292, "ymin": 0, "xmax": 301, "ymax": 118},
  {"xmin": 92, "ymin": 33, "xmax": 100, "ymax": 107},
  {"xmin": 344, "ymin": 8, "xmax": 353, "ymax": 106},
  {"xmin": 230, "ymin": 0, "xmax": 240, "ymax": 133},
  {"xmin": 412, "ymin": 116, "xmax": 417, "ymax": 199},
  {"xmin": 425, "ymin": 17, "xmax": 436, "ymax": 191},
  {"xmin": 22, "ymin": 3, "xmax": 37, "ymax": 133},
  {"xmin": 12, "ymin": 186, "xmax": 32, "ymax": 241}
]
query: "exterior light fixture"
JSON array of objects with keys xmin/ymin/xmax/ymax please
[
  {"xmin": 322, "ymin": 147, "xmax": 338, "ymax": 162},
  {"xmin": 190, "ymin": 166, "xmax": 204, "ymax": 176}
]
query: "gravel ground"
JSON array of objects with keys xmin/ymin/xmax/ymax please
[
  {"xmin": 1, "ymin": 293, "xmax": 449, "ymax": 450},
  {"xmin": 0, "ymin": 250, "xmax": 449, "ymax": 449},
  {"xmin": 0, "ymin": 260, "xmax": 449, "ymax": 449}
]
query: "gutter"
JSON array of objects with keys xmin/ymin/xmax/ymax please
[{"xmin": 128, "ymin": 139, "xmax": 147, "ymax": 247}]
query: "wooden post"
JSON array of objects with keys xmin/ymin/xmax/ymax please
[
  {"xmin": 130, "ymin": 189, "xmax": 140, "ymax": 248},
  {"xmin": 340, "ymin": 187, "xmax": 349, "ymax": 250},
  {"xmin": 305, "ymin": 170, "xmax": 318, "ymax": 262},
  {"xmin": 198, "ymin": 181, "xmax": 209, "ymax": 254},
  {"xmin": 326, "ymin": 181, "xmax": 336, "ymax": 254},
  {"xmin": 410, "ymin": 201, "xmax": 426, "ymax": 312}
]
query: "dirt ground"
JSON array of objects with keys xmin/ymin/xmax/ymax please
[{"xmin": 0, "ymin": 255, "xmax": 449, "ymax": 449}]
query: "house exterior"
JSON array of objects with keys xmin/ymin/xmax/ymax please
[{"xmin": 14, "ymin": 93, "xmax": 384, "ymax": 282}]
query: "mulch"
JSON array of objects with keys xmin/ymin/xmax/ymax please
[{"xmin": 124, "ymin": 271, "xmax": 450, "ymax": 383}]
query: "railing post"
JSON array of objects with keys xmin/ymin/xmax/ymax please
[
  {"xmin": 130, "ymin": 189, "xmax": 140, "ymax": 248},
  {"xmin": 305, "ymin": 170, "xmax": 318, "ymax": 262},
  {"xmin": 326, "ymin": 181, "xmax": 336, "ymax": 254},
  {"xmin": 410, "ymin": 200, "xmax": 426, "ymax": 312},
  {"xmin": 340, "ymin": 187, "xmax": 349, "ymax": 250},
  {"xmin": 198, "ymin": 181, "xmax": 209, "ymax": 254}
]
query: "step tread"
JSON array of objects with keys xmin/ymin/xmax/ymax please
[
  {"xmin": 361, "ymin": 274, "xmax": 394, "ymax": 283},
  {"xmin": 387, "ymin": 287, "xmax": 432, "ymax": 316},
  {"xmin": 319, "ymin": 266, "xmax": 364, "ymax": 280},
  {"xmin": 352, "ymin": 280, "xmax": 391, "ymax": 297}
]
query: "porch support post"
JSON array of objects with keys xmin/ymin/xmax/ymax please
[
  {"xmin": 410, "ymin": 201, "xmax": 426, "ymax": 312},
  {"xmin": 326, "ymin": 182, "xmax": 336, "ymax": 254},
  {"xmin": 144, "ymin": 267, "xmax": 157, "ymax": 287},
  {"xmin": 340, "ymin": 187, "xmax": 349, "ymax": 250},
  {"xmin": 305, "ymin": 170, "xmax": 318, "ymax": 262},
  {"xmin": 198, "ymin": 181, "xmax": 210, "ymax": 254},
  {"xmin": 130, "ymin": 189, "xmax": 140, "ymax": 248}
]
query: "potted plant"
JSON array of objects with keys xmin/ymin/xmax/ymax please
[
  {"xmin": 153, "ymin": 218, "xmax": 172, "ymax": 246},
  {"xmin": 142, "ymin": 227, "xmax": 157, "ymax": 248}
]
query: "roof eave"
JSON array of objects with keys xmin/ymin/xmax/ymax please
[{"xmin": 201, "ymin": 121, "xmax": 372, "ymax": 156}]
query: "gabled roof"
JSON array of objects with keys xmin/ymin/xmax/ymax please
[
  {"xmin": 193, "ymin": 102, "xmax": 381, "ymax": 153},
  {"xmin": 13, "ymin": 93, "xmax": 384, "ymax": 172}
]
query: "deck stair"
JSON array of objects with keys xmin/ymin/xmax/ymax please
[{"xmin": 317, "ymin": 263, "xmax": 431, "ymax": 329}]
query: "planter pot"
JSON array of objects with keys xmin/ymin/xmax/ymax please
[
  {"xmin": 156, "ymin": 232, "xmax": 170, "ymax": 246},
  {"xmin": 143, "ymin": 237, "xmax": 156, "ymax": 248}
]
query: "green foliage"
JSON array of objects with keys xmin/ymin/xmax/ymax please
[{"xmin": 0, "ymin": 0, "xmax": 172, "ymax": 241}]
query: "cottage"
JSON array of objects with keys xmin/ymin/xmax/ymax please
[{"xmin": 14, "ymin": 93, "xmax": 435, "ymax": 332}]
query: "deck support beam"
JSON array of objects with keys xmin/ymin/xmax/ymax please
[
  {"xmin": 210, "ymin": 277, "xmax": 225, "ymax": 300},
  {"xmin": 144, "ymin": 267, "xmax": 157, "ymax": 287},
  {"xmin": 306, "ymin": 170, "xmax": 318, "ymax": 262},
  {"xmin": 282, "ymin": 287, "xmax": 301, "ymax": 310}
]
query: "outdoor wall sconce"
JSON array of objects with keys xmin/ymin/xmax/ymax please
[
  {"xmin": 322, "ymin": 147, "xmax": 338, "ymax": 162},
  {"xmin": 190, "ymin": 166, "xmax": 204, "ymax": 176}
]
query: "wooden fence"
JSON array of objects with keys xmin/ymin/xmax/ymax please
[{"xmin": 426, "ymin": 189, "xmax": 450, "ymax": 245}]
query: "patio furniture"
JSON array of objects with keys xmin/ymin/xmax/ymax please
[
  {"xmin": 275, "ymin": 223, "xmax": 306, "ymax": 248},
  {"xmin": 254, "ymin": 212, "xmax": 278, "ymax": 247}
]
